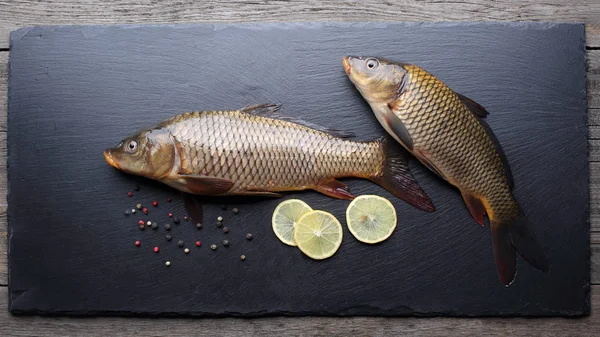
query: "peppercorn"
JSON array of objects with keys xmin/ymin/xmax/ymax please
[
  {"xmin": 146, "ymin": 221, "xmax": 152, "ymax": 226},
  {"xmin": 240, "ymin": 255, "xmax": 246, "ymax": 261},
  {"xmin": 143, "ymin": 208, "xmax": 149, "ymax": 215},
  {"xmin": 223, "ymin": 227, "xmax": 229, "ymax": 233},
  {"xmin": 127, "ymin": 192, "xmax": 133, "ymax": 197},
  {"xmin": 151, "ymin": 223, "xmax": 158, "ymax": 230},
  {"xmin": 196, "ymin": 241, "xmax": 201, "ymax": 247},
  {"xmin": 139, "ymin": 224, "xmax": 145, "ymax": 230},
  {"xmin": 167, "ymin": 197, "xmax": 172, "ymax": 203},
  {"xmin": 217, "ymin": 222, "xmax": 223, "ymax": 228},
  {"xmin": 164, "ymin": 224, "xmax": 171, "ymax": 231},
  {"xmin": 136, "ymin": 204, "xmax": 143, "ymax": 210},
  {"xmin": 153, "ymin": 247, "xmax": 159, "ymax": 253},
  {"xmin": 168, "ymin": 212, "xmax": 173, "ymax": 218},
  {"xmin": 166, "ymin": 235, "xmax": 172, "ymax": 241},
  {"xmin": 138, "ymin": 220, "xmax": 145, "ymax": 226},
  {"xmin": 217, "ymin": 216, "xmax": 223, "ymax": 222},
  {"xmin": 184, "ymin": 248, "xmax": 190, "ymax": 254},
  {"xmin": 210, "ymin": 244, "xmax": 217, "ymax": 250},
  {"xmin": 184, "ymin": 215, "xmax": 190, "ymax": 221},
  {"xmin": 152, "ymin": 201, "xmax": 158, "ymax": 207},
  {"xmin": 165, "ymin": 261, "xmax": 171, "ymax": 267},
  {"xmin": 177, "ymin": 240, "xmax": 184, "ymax": 248},
  {"xmin": 196, "ymin": 223, "xmax": 203, "ymax": 229},
  {"xmin": 173, "ymin": 217, "xmax": 180, "ymax": 224},
  {"xmin": 246, "ymin": 233, "xmax": 253, "ymax": 240},
  {"xmin": 124, "ymin": 210, "xmax": 131, "ymax": 216},
  {"xmin": 232, "ymin": 208, "xmax": 239, "ymax": 214},
  {"xmin": 223, "ymin": 240, "xmax": 229, "ymax": 247},
  {"xmin": 131, "ymin": 209, "xmax": 136, "ymax": 214},
  {"xmin": 134, "ymin": 240, "xmax": 141, "ymax": 247}
]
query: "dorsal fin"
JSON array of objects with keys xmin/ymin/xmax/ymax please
[
  {"xmin": 456, "ymin": 95, "xmax": 512, "ymax": 188},
  {"xmin": 457, "ymin": 93, "xmax": 489, "ymax": 118},
  {"xmin": 240, "ymin": 103, "xmax": 355, "ymax": 138},
  {"xmin": 475, "ymin": 117, "xmax": 514, "ymax": 188}
]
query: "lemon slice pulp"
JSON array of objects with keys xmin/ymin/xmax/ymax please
[
  {"xmin": 272, "ymin": 199, "xmax": 313, "ymax": 246},
  {"xmin": 294, "ymin": 210, "xmax": 343, "ymax": 260},
  {"xmin": 346, "ymin": 195, "xmax": 397, "ymax": 244}
]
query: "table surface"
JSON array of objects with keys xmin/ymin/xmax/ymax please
[{"xmin": 0, "ymin": 1, "xmax": 599, "ymax": 336}]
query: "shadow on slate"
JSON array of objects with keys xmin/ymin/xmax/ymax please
[{"xmin": 7, "ymin": 22, "xmax": 589, "ymax": 317}]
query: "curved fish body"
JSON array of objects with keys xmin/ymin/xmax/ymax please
[
  {"xmin": 343, "ymin": 56, "xmax": 547, "ymax": 285},
  {"xmin": 104, "ymin": 104, "xmax": 434, "ymax": 212}
]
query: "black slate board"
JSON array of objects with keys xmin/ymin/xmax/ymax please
[{"xmin": 7, "ymin": 22, "xmax": 589, "ymax": 317}]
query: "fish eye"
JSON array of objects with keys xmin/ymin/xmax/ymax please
[
  {"xmin": 126, "ymin": 140, "xmax": 138, "ymax": 153},
  {"xmin": 366, "ymin": 58, "xmax": 379, "ymax": 70}
]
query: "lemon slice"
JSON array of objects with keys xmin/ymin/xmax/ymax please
[
  {"xmin": 346, "ymin": 195, "xmax": 397, "ymax": 244},
  {"xmin": 272, "ymin": 199, "xmax": 313, "ymax": 246},
  {"xmin": 294, "ymin": 210, "xmax": 343, "ymax": 260}
]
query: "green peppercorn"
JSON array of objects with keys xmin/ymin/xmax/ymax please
[
  {"xmin": 240, "ymin": 255, "xmax": 246, "ymax": 261},
  {"xmin": 139, "ymin": 224, "xmax": 145, "ymax": 230},
  {"xmin": 136, "ymin": 204, "xmax": 143, "ymax": 210},
  {"xmin": 217, "ymin": 222, "xmax": 223, "ymax": 228},
  {"xmin": 232, "ymin": 208, "xmax": 239, "ymax": 214},
  {"xmin": 210, "ymin": 244, "xmax": 217, "ymax": 250}
]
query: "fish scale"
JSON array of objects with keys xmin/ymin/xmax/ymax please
[
  {"xmin": 398, "ymin": 65, "xmax": 516, "ymax": 219},
  {"xmin": 163, "ymin": 110, "xmax": 381, "ymax": 194}
]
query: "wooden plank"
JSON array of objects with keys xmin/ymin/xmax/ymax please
[
  {"xmin": 0, "ymin": 285, "xmax": 597, "ymax": 337},
  {"xmin": 590, "ymin": 50, "xmax": 600, "ymax": 111},
  {"xmin": 0, "ymin": 0, "xmax": 599, "ymax": 50},
  {"xmin": 0, "ymin": 52, "xmax": 6, "ymax": 132}
]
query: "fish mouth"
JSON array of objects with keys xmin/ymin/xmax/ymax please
[
  {"xmin": 104, "ymin": 150, "xmax": 120, "ymax": 169},
  {"xmin": 342, "ymin": 56, "xmax": 352, "ymax": 75}
]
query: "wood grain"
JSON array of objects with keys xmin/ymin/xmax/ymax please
[
  {"xmin": 0, "ymin": 286, "xmax": 597, "ymax": 337},
  {"xmin": 0, "ymin": 0, "xmax": 599, "ymax": 50}
]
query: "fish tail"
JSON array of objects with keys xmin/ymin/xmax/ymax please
[
  {"xmin": 371, "ymin": 137, "xmax": 435, "ymax": 212},
  {"xmin": 490, "ymin": 210, "xmax": 548, "ymax": 286}
]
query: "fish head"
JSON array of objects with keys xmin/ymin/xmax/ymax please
[
  {"xmin": 104, "ymin": 128, "xmax": 177, "ymax": 179},
  {"xmin": 343, "ymin": 56, "xmax": 407, "ymax": 105}
]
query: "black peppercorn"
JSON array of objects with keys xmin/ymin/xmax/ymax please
[
  {"xmin": 232, "ymin": 208, "xmax": 239, "ymax": 214},
  {"xmin": 164, "ymin": 224, "xmax": 171, "ymax": 231},
  {"xmin": 223, "ymin": 227, "xmax": 229, "ymax": 233},
  {"xmin": 173, "ymin": 217, "xmax": 180, "ymax": 224},
  {"xmin": 124, "ymin": 209, "xmax": 131, "ymax": 216},
  {"xmin": 217, "ymin": 222, "xmax": 223, "ymax": 228},
  {"xmin": 166, "ymin": 235, "xmax": 172, "ymax": 241},
  {"xmin": 151, "ymin": 223, "xmax": 158, "ymax": 230},
  {"xmin": 177, "ymin": 240, "xmax": 184, "ymax": 248},
  {"xmin": 223, "ymin": 240, "xmax": 229, "ymax": 246},
  {"xmin": 246, "ymin": 233, "xmax": 253, "ymax": 240}
]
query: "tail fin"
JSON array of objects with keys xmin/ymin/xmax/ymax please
[
  {"xmin": 491, "ymin": 212, "xmax": 548, "ymax": 286},
  {"xmin": 371, "ymin": 137, "xmax": 435, "ymax": 212}
]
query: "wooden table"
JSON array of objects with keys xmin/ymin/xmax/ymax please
[{"xmin": 1, "ymin": 1, "xmax": 599, "ymax": 335}]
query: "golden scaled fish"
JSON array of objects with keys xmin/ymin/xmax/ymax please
[
  {"xmin": 104, "ymin": 104, "xmax": 434, "ymax": 212},
  {"xmin": 343, "ymin": 57, "xmax": 547, "ymax": 285}
]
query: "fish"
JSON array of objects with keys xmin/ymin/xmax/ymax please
[
  {"xmin": 104, "ymin": 104, "xmax": 435, "ymax": 219},
  {"xmin": 343, "ymin": 56, "xmax": 548, "ymax": 286}
]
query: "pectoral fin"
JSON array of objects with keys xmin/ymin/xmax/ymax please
[
  {"xmin": 164, "ymin": 175, "xmax": 234, "ymax": 195},
  {"xmin": 181, "ymin": 192, "xmax": 204, "ymax": 224},
  {"xmin": 385, "ymin": 103, "xmax": 414, "ymax": 150},
  {"xmin": 314, "ymin": 179, "xmax": 355, "ymax": 200}
]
